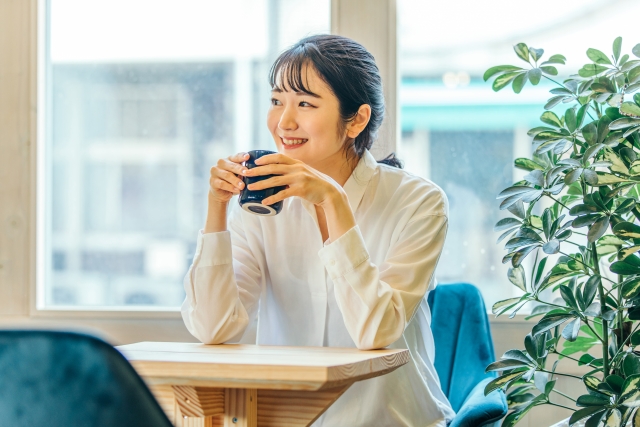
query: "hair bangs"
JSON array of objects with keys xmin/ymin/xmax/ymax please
[{"xmin": 269, "ymin": 46, "xmax": 318, "ymax": 96}]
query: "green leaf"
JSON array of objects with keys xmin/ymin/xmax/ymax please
[
  {"xmin": 542, "ymin": 54, "xmax": 566, "ymax": 65},
  {"xmin": 508, "ymin": 266, "xmax": 527, "ymax": 292},
  {"xmin": 562, "ymin": 318, "xmax": 581, "ymax": 341},
  {"xmin": 484, "ymin": 370, "xmax": 528, "ymax": 395},
  {"xmin": 588, "ymin": 216, "xmax": 610, "ymax": 242},
  {"xmin": 583, "ymin": 276, "xmax": 599, "ymax": 307},
  {"xmin": 541, "ymin": 111, "xmax": 563, "ymax": 128},
  {"xmin": 570, "ymin": 406, "xmax": 608, "ymax": 425},
  {"xmin": 529, "ymin": 47, "xmax": 544, "ymax": 62},
  {"xmin": 532, "ymin": 313, "xmax": 575, "ymax": 336},
  {"xmin": 560, "ymin": 284, "xmax": 579, "ymax": 310},
  {"xmin": 483, "ymin": 65, "xmax": 524, "ymax": 82},
  {"xmin": 610, "ymin": 260, "xmax": 640, "ymax": 275},
  {"xmin": 540, "ymin": 66, "xmax": 558, "ymax": 76},
  {"xmin": 620, "ymin": 374, "xmax": 640, "ymax": 407},
  {"xmin": 528, "ymin": 68, "xmax": 542, "ymax": 85},
  {"xmin": 579, "ymin": 64, "xmax": 609, "ymax": 77},
  {"xmin": 514, "ymin": 158, "xmax": 544, "ymax": 171},
  {"xmin": 583, "ymin": 123, "xmax": 598, "ymax": 145},
  {"xmin": 618, "ymin": 245, "xmax": 640, "ymax": 261},
  {"xmin": 545, "ymin": 95, "xmax": 567, "ymax": 110},
  {"xmin": 633, "ymin": 44, "xmax": 640, "ymax": 58},
  {"xmin": 622, "ymin": 278, "xmax": 640, "ymax": 299},
  {"xmin": 503, "ymin": 349, "xmax": 533, "ymax": 365},
  {"xmin": 620, "ymin": 102, "xmax": 640, "ymax": 118},
  {"xmin": 613, "ymin": 37, "xmax": 622, "ymax": 62},
  {"xmin": 566, "ymin": 108, "xmax": 578, "ymax": 133},
  {"xmin": 610, "ymin": 118, "xmax": 640, "ymax": 130},
  {"xmin": 494, "ymin": 217, "xmax": 522, "ymax": 231},
  {"xmin": 485, "ymin": 358, "xmax": 532, "ymax": 372},
  {"xmin": 492, "ymin": 297, "xmax": 523, "ymax": 316},
  {"xmin": 587, "ymin": 48, "xmax": 613, "ymax": 65},
  {"xmin": 514, "ymin": 43, "xmax": 529, "ymax": 63},
  {"xmin": 512, "ymin": 72, "xmax": 528, "ymax": 94},
  {"xmin": 577, "ymin": 394, "xmax": 611, "ymax": 407},
  {"xmin": 595, "ymin": 173, "xmax": 631, "ymax": 186},
  {"xmin": 613, "ymin": 222, "xmax": 640, "ymax": 239},
  {"xmin": 603, "ymin": 409, "xmax": 621, "ymax": 427},
  {"xmin": 492, "ymin": 71, "xmax": 523, "ymax": 92}
]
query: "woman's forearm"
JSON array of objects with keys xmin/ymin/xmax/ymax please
[
  {"xmin": 322, "ymin": 190, "xmax": 357, "ymax": 242},
  {"xmin": 204, "ymin": 193, "xmax": 229, "ymax": 233}
]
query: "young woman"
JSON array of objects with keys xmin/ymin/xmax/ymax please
[{"xmin": 181, "ymin": 35, "xmax": 454, "ymax": 426}]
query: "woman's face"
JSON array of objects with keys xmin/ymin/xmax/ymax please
[{"xmin": 267, "ymin": 65, "xmax": 348, "ymax": 170}]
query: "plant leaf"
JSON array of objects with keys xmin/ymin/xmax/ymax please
[
  {"xmin": 483, "ymin": 65, "xmax": 524, "ymax": 81},
  {"xmin": 588, "ymin": 215, "xmax": 610, "ymax": 242},
  {"xmin": 484, "ymin": 370, "xmax": 528, "ymax": 395},
  {"xmin": 613, "ymin": 37, "xmax": 622, "ymax": 62},
  {"xmin": 613, "ymin": 222, "xmax": 640, "ymax": 239},
  {"xmin": 528, "ymin": 68, "xmax": 542, "ymax": 85},
  {"xmin": 587, "ymin": 48, "xmax": 612, "ymax": 65},
  {"xmin": 620, "ymin": 375, "xmax": 640, "ymax": 407},
  {"xmin": 508, "ymin": 266, "xmax": 527, "ymax": 292},
  {"xmin": 514, "ymin": 43, "xmax": 529, "ymax": 63}
]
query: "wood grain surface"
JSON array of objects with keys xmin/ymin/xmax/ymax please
[{"xmin": 119, "ymin": 342, "xmax": 410, "ymax": 391}]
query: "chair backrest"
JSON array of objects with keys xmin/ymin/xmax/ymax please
[
  {"xmin": 0, "ymin": 330, "xmax": 173, "ymax": 427},
  {"xmin": 427, "ymin": 283, "xmax": 497, "ymax": 413}
]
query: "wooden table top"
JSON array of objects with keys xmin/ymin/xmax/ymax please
[{"xmin": 118, "ymin": 342, "xmax": 410, "ymax": 391}]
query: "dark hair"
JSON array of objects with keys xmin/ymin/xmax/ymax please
[{"xmin": 269, "ymin": 34, "xmax": 403, "ymax": 168}]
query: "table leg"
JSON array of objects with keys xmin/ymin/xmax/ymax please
[{"xmin": 148, "ymin": 384, "xmax": 350, "ymax": 427}]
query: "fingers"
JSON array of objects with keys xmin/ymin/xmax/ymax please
[
  {"xmin": 247, "ymin": 175, "xmax": 289, "ymax": 191},
  {"xmin": 229, "ymin": 152, "xmax": 250, "ymax": 163},
  {"xmin": 262, "ymin": 188, "xmax": 293, "ymax": 206},
  {"xmin": 254, "ymin": 153, "xmax": 295, "ymax": 165},
  {"xmin": 211, "ymin": 178, "xmax": 242, "ymax": 195},
  {"xmin": 219, "ymin": 156, "xmax": 248, "ymax": 176},
  {"xmin": 244, "ymin": 163, "xmax": 292, "ymax": 177}
]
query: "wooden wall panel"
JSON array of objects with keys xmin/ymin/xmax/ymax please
[{"xmin": 0, "ymin": 0, "xmax": 35, "ymax": 316}]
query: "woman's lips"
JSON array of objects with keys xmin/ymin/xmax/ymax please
[{"xmin": 281, "ymin": 137, "xmax": 308, "ymax": 149}]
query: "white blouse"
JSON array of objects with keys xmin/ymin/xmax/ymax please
[{"xmin": 181, "ymin": 149, "xmax": 455, "ymax": 426}]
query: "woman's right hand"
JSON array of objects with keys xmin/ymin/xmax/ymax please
[{"xmin": 208, "ymin": 152, "xmax": 250, "ymax": 204}]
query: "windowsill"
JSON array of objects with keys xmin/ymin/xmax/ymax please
[{"xmin": 29, "ymin": 307, "xmax": 182, "ymax": 319}]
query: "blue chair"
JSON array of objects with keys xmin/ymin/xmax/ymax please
[
  {"xmin": 0, "ymin": 330, "xmax": 173, "ymax": 427},
  {"xmin": 428, "ymin": 283, "xmax": 508, "ymax": 427}
]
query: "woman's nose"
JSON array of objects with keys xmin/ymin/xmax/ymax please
[{"xmin": 278, "ymin": 106, "xmax": 298, "ymax": 131}]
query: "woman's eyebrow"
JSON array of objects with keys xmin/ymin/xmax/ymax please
[{"xmin": 270, "ymin": 88, "xmax": 321, "ymax": 98}]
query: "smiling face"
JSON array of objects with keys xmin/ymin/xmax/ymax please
[{"xmin": 267, "ymin": 64, "xmax": 353, "ymax": 174}]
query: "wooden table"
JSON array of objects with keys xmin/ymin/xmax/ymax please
[{"xmin": 118, "ymin": 342, "xmax": 409, "ymax": 427}]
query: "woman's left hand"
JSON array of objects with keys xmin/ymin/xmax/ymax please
[{"xmin": 243, "ymin": 153, "xmax": 344, "ymax": 208}]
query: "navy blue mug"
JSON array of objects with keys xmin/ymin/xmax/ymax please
[{"xmin": 238, "ymin": 150, "xmax": 286, "ymax": 216}]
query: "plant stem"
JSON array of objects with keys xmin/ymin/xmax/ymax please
[
  {"xmin": 542, "ymin": 75, "xmax": 569, "ymax": 90},
  {"xmin": 590, "ymin": 242, "xmax": 609, "ymax": 377},
  {"xmin": 552, "ymin": 350, "xmax": 582, "ymax": 364},
  {"xmin": 547, "ymin": 401, "xmax": 578, "ymax": 411},
  {"xmin": 546, "ymin": 194, "xmax": 570, "ymax": 210},
  {"xmin": 551, "ymin": 389, "xmax": 577, "ymax": 403},
  {"xmin": 539, "ymin": 369, "xmax": 583, "ymax": 380}
]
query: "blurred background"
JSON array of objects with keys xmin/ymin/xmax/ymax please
[{"xmin": 42, "ymin": 0, "xmax": 640, "ymax": 309}]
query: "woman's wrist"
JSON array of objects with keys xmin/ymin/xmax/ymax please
[
  {"xmin": 204, "ymin": 193, "xmax": 229, "ymax": 233},
  {"xmin": 322, "ymin": 188, "xmax": 357, "ymax": 242}
]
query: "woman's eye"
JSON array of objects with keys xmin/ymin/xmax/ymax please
[
  {"xmin": 299, "ymin": 101, "xmax": 312, "ymax": 107},
  {"xmin": 271, "ymin": 98, "xmax": 281, "ymax": 106}
]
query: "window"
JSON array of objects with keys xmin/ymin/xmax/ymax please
[
  {"xmin": 41, "ymin": 0, "xmax": 330, "ymax": 309},
  {"xmin": 397, "ymin": 0, "xmax": 640, "ymax": 307}
]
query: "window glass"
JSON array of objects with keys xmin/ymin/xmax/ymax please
[
  {"xmin": 43, "ymin": 0, "xmax": 330, "ymax": 308},
  {"xmin": 397, "ymin": 0, "xmax": 640, "ymax": 307}
]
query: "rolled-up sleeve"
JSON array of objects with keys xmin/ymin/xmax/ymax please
[
  {"xmin": 318, "ymin": 214, "xmax": 448, "ymax": 350},
  {"xmin": 181, "ymin": 212, "xmax": 262, "ymax": 344}
]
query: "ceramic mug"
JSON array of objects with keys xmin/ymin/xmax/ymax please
[{"xmin": 238, "ymin": 150, "xmax": 286, "ymax": 216}]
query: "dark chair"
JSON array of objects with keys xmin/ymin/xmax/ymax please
[
  {"xmin": 0, "ymin": 330, "xmax": 173, "ymax": 427},
  {"xmin": 428, "ymin": 283, "xmax": 508, "ymax": 427}
]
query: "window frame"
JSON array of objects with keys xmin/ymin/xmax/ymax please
[{"xmin": 0, "ymin": 0, "xmax": 401, "ymax": 340}]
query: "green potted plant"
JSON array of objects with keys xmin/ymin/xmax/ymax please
[{"xmin": 483, "ymin": 38, "xmax": 640, "ymax": 427}]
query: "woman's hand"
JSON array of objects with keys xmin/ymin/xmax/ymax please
[
  {"xmin": 208, "ymin": 152, "xmax": 250, "ymax": 205},
  {"xmin": 244, "ymin": 153, "xmax": 357, "ymax": 241},
  {"xmin": 243, "ymin": 153, "xmax": 344, "ymax": 208}
]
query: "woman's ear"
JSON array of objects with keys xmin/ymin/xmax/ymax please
[{"xmin": 346, "ymin": 104, "xmax": 372, "ymax": 139}]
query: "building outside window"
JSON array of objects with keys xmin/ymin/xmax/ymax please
[{"xmin": 43, "ymin": 0, "xmax": 330, "ymax": 308}]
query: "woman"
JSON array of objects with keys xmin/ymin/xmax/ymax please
[{"xmin": 181, "ymin": 35, "xmax": 454, "ymax": 426}]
